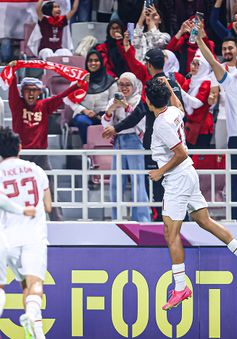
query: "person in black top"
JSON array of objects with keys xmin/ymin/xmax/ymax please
[{"xmin": 103, "ymin": 47, "xmax": 183, "ymax": 221}]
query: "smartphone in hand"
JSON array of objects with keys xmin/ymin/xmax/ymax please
[
  {"xmin": 114, "ymin": 92, "xmax": 124, "ymax": 101},
  {"xmin": 127, "ymin": 22, "xmax": 134, "ymax": 42},
  {"xmin": 144, "ymin": 0, "xmax": 154, "ymax": 8}
]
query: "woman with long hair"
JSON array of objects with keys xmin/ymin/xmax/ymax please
[
  {"xmin": 96, "ymin": 19, "xmax": 134, "ymax": 78},
  {"xmin": 133, "ymin": 4, "xmax": 170, "ymax": 62}
]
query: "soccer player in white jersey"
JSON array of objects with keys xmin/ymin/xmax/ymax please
[
  {"xmin": 0, "ymin": 188, "xmax": 36, "ymax": 317},
  {"xmin": 145, "ymin": 78, "xmax": 237, "ymax": 311},
  {"xmin": 0, "ymin": 127, "xmax": 52, "ymax": 339}
]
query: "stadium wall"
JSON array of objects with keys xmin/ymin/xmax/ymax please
[{"xmin": 1, "ymin": 222, "xmax": 237, "ymax": 339}]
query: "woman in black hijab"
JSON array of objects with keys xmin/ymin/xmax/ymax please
[
  {"xmin": 96, "ymin": 19, "xmax": 133, "ymax": 78},
  {"xmin": 71, "ymin": 49, "xmax": 117, "ymax": 144}
]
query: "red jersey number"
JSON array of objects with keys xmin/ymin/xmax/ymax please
[{"xmin": 3, "ymin": 177, "xmax": 39, "ymax": 207}]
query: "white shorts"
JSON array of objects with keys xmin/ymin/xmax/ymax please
[
  {"xmin": 0, "ymin": 241, "xmax": 47, "ymax": 285},
  {"xmin": 162, "ymin": 166, "xmax": 208, "ymax": 221}
]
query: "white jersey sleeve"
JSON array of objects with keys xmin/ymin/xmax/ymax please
[
  {"xmin": 0, "ymin": 193, "xmax": 24, "ymax": 214},
  {"xmin": 219, "ymin": 72, "xmax": 237, "ymax": 95}
]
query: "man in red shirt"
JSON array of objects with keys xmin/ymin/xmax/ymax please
[{"xmin": 8, "ymin": 61, "xmax": 86, "ymax": 221}]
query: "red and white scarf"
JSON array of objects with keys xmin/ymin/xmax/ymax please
[{"xmin": 0, "ymin": 59, "xmax": 89, "ymax": 105}]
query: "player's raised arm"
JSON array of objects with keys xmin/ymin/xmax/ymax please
[{"xmin": 159, "ymin": 76, "xmax": 184, "ymax": 113}]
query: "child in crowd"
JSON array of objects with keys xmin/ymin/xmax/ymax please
[{"xmin": 36, "ymin": 0, "xmax": 79, "ymax": 59}]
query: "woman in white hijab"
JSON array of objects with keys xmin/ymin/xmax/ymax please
[
  {"xmin": 163, "ymin": 49, "xmax": 180, "ymax": 76},
  {"xmin": 102, "ymin": 72, "xmax": 150, "ymax": 222},
  {"xmin": 180, "ymin": 50, "xmax": 214, "ymax": 148}
]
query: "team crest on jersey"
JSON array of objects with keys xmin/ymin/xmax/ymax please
[{"xmin": 174, "ymin": 117, "xmax": 180, "ymax": 125}]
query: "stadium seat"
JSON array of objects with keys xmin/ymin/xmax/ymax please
[
  {"xmin": 46, "ymin": 55, "xmax": 86, "ymax": 69},
  {"xmin": 84, "ymin": 125, "xmax": 113, "ymax": 185},
  {"xmin": 193, "ymin": 154, "xmax": 226, "ymax": 202},
  {"xmin": 42, "ymin": 55, "xmax": 86, "ymax": 95},
  {"xmin": 60, "ymin": 105, "xmax": 80, "ymax": 149},
  {"xmin": 71, "ymin": 22, "xmax": 107, "ymax": 51}
]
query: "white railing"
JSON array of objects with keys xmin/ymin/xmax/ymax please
[{"xmin": 20, "ymin": 149, "xmax": 237, "ymax": 221}]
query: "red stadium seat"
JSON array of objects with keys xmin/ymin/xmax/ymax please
[
  {"xmin": 193, "ymin": 154, "xmax": 226, "ymax": 202},
  {"xmin": 84, "ymin": 125, "xmax": 113, "ymax": 185}
]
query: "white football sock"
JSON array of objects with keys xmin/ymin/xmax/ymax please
[
  {"xmin": 227, "ymin": 239, "xmax": 237, "ymax": 255},
  {"xmin": 26, "ymin": 295, "xmax": 42, "ymax": 320},
  {"xmin": 0, "ymin": 288, "xmax": 6, "ymax": 317},
  {"xmin": 172, "ymin": 263, "xmax": 186, "ymax": 291}
]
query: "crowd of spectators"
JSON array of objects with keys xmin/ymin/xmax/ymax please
[{"xmin": 0, "ymin": 0, "xmax": 237, "ymax": 221}]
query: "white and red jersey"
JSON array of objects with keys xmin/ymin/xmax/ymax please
[
  {"xmin": 151, "ymin": 106, "xmax": 193, "ymax": 176},
  {"xmin": 0, "ymin": 157, "xmax": 49, "ymax": 247}
]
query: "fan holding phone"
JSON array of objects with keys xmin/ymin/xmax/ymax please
[
  {"xmin": 166, "ymin": 14, "xmax": 215, "ymax": 75},
  {"xmin": 131, "ymin": 2, "xmax": 170, "ymax": 63},
  {"xmin": 102, "ymin": 72, "xmax": 150, "ymax": 222}
]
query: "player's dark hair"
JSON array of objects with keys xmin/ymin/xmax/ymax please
[
  {"xmin": 222, "ymin": 36, "xmax": 237, "ymax": 46},
  {"xmin": 0, "ymin": 127, "xmax": 20, "ymax": 159},
  {"xmin": 145, "ymin": 78, "xmax": 171, "ymax": 108}
]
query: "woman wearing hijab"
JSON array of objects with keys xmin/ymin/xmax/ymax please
[
  {"xmin": 102, "ymin": 72, "xmax": 151, "ymax": 222},
  {"xmin": 180, "ymin": 50, "xmax": 213, "ymax": 149},
  {"xmin": 96, "ymin": 19, "xmax": 134, "ymax": 78},
  {"xmin": 163, "ymin": 50, "xmax": 180, "ymax": 75},
  {"xmin": 69, "ymin": 49, "xmax": 117, "ymax": 144}
]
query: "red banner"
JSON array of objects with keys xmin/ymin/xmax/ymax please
[{"xmin": 0, "ymin": 1, "xmax": 37, "ymax": 2}]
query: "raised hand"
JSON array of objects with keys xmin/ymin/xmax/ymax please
[
  {"xmin": 180, "ymin": 19, "xmax": 193, "ymax": 34},
  {"xmin": 123, "ymin": 31, "xmax": 130, "ymax": 51},
  {"xmin": 8, "ymin": 60, "xmax": 17, "ymax": 67},
  {"xmin": 114, "ymin": 31, "xmax": 123, "ymax": 40}
]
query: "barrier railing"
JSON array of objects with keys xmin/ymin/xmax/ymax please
[{"xmin": 20, "ymin": 149, "xmax": 237, "ymax": 221}]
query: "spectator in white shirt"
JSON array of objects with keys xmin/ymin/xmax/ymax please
[{"xmin": 196, "ymin": 21, "xmax": 237, "ymax": 220}]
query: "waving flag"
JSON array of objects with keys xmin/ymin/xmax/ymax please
[{"xmin": 0, "ymin": 60, "xmax": 89, "ymax": 105}]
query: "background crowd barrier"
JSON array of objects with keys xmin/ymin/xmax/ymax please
[{"xmin": 20, "ymin": 148, "xmax": 237, "ymax": 222}]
